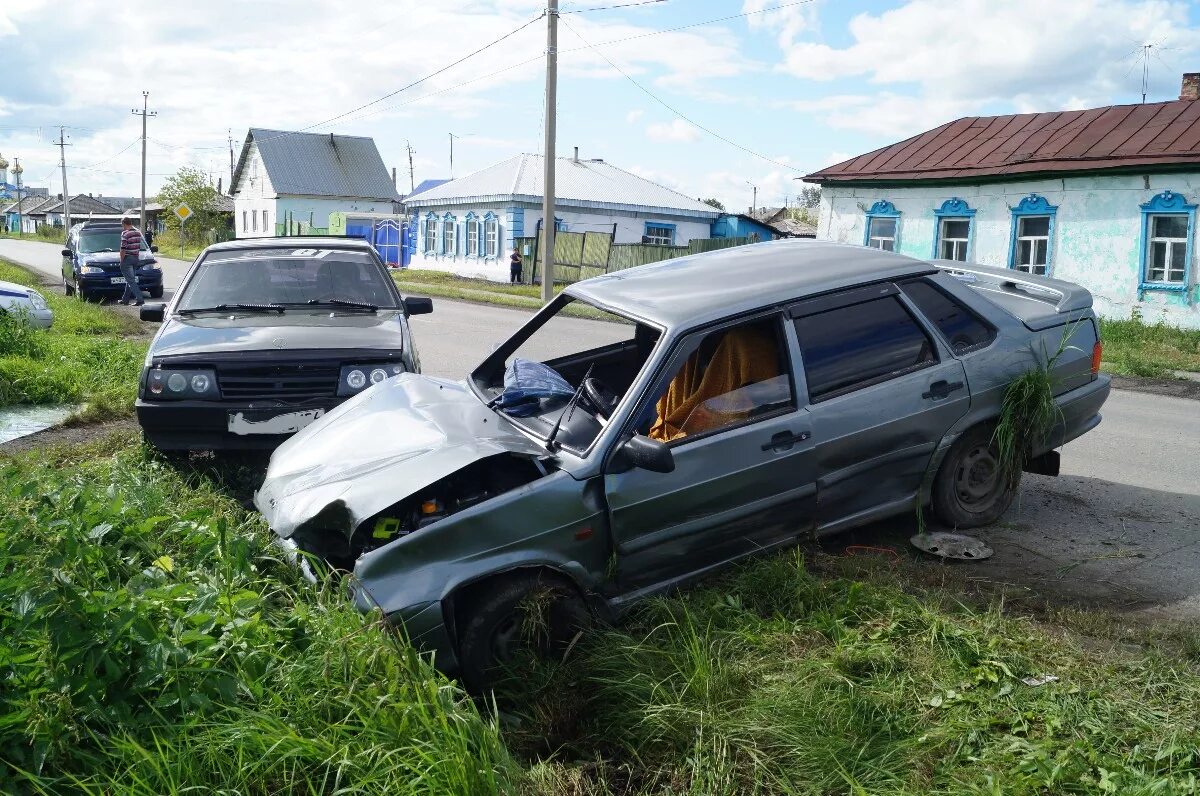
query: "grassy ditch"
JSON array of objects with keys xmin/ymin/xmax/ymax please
[
  {"xmin": 1, "ymin": 434, "xmax": 1199, "ymax": 794},
  {"xmin": 1099, "ymin": 317, "xmax": 1200, "ymax": 378},
  {"xmin": 0, "ymin": 258, "xmax": 145, "ymax": 420}
]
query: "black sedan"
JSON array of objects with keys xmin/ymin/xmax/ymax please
[
  {"xmin": 136, "ymin": 237, "xmax": 431, "ymax": 451},
  {"xmin": 62, "ymin": 221, "xmax": 164, "ymax": 301}
]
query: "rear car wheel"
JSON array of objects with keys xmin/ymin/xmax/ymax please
[
  {"xmin": 456, "ymin": 573, "xmax": 592, "ymax": 694},
  {"xmin": 930, "ymin": 424, "xmax": 1020, "ymax": 529},
  {"xmin": 149, "ymin": 285, "xmax": 164, "ymax": 299}
]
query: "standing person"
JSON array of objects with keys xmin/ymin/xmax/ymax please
[
  {"xmin": 118, "ymin": 217, "xmax": 146, "ymax": 306},
  {"xmin": 143, "ymin": 224, "xmax": 154, "ymax": 248},
  {"xmin": 509, "ymin": 247, "xmax": 523, "ymax": 284}
]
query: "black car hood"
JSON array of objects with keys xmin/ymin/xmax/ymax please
[{"xmin": 151, "ymin": 310, "xmax": 407, "ymax": 357}]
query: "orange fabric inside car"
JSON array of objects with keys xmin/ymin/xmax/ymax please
[{"xmin": 649, "ymin": 325, "xmax": 780, "ymax": 442}]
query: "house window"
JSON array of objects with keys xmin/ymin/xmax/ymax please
[
  {"xmin": 863, "ymin": 200, "xmax": 900, "ymax": 251},
  {"xmin": 242, "ymin": 210, "xmax": 248, "ymax": 232},
  {"xmin": 644, "ymin": 223, "xmax": 674, "ymax": 246},
  {"xmin": 466, "ymin": 215, "xmax": 480, "ymax": 257},
  {"xmin": 252, "ymin": 211, "xmax": 258, "ymax": 232},
  {"xmin": 1007, "ymin": 194, "xmax": 1057, "ymax": 276},
  {"xmin": 1139, "ymin": 191, "xmax": 1196, "ymax": 291},
  {"xmin": 442, "ymin": 215, "xmax": 456, "ymax": 255},
  {"xmin": 932, "ymin": 198, "xmax": 976, "ymax": 262},
  {"xmin": 424, "ymin": 215, "xmax": 438, "ymax": 253},
  {"xmin": 262, "ymin": 209, "xmax": 270, "ymax": 235},
  {"xmin": 484, "ymin": 214, "xmax": 499, "ymax": 257}
]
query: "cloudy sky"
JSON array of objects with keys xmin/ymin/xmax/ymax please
[{"xmin": 2, "ymin": 0, "xmax": 1198, "ymax": 211}]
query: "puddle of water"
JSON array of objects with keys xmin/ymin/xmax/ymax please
[{"xmin": 0, "ymin": 404, "xmax": 79, "ymax": 444}]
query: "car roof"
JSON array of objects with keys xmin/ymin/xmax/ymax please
[
  {"xmin": 566, "ymin": 239, "xmax": 936, "ymax": 329},
  {"xmin": 202, "ymin": 236, "xmax": 376, "ymax": 254}
]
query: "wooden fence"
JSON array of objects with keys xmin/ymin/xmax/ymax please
[{"xmin": 526, "ymin": 231, "xmax": 756, "ymax": 285}]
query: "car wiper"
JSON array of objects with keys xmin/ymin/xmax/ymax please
[
  {"xmin": 545, "ymin": 364, "xmax": 594, "ymax": 452},
  {"xmin": 177, "ymin": 303, "xmax": 285, "ymax": 315},
  {"xmin": 297, "ymin": 298, "xmax": 378, "ymax": 312}
]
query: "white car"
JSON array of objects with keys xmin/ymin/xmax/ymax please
[{"xmin": 0, "ymin": 280, "xmax": 53, "ymax": 329}]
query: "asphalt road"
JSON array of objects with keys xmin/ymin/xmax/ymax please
[
  {"xmin": 0, "ymin": 237, "xmax": 194, "ymax": 302},
  {"xmin": 3, "ymin": 237, "xmax": 1198, "ymax": 614}
]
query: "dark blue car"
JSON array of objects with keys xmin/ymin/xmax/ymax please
[{"xmin": 61, "ymin": 221, "xmax": 164, "ymax": 301}]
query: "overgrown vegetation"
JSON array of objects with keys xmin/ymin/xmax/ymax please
[
  {"xmin": 0, "ymin": 258, "xmax": 145, "ymax": 417},
  {"xmin": 0, "ymin": 225, "xmax": 66, "ymax": 244},
  {"xmin": 0, "ymin": 436, "xmax": 514, "ymax": 794},
  {"xmin": 1099, "ymin": 316, "xmax": 1200, "ymax": 378}
]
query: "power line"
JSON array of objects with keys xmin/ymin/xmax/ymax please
[
  {"xmin": 563, "ymin": 0, "xmax": 668, "ymax": 12},
  {"xmin": 559, "ymin": 15, "xmax": 801, "ymax": 173}
]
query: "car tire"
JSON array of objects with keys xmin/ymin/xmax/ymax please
[
  {"xmin": 149, "ymin": 285, "xmax": 164, "ymax": 299},
  {"xmin": 930, "ymin": 424, "xmax": 1021, "ymax": 529},
  {"xmin": 456, "ymin": 573, "xmax": 592, "ymax": 694}
]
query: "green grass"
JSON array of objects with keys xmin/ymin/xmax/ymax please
[
  {"xmin": 395, "ymin": 269, "xmax": 561, "ymax": 301},
  {"xmin": 1099, "ymin": 317, "xmax": 1200, "ymax": 378},
  {"xmin": 0, "ymin": 258, "xmax": 146, "ymax": 418},
  {"xmin": 0, "ymin": 435, "xmax": 514, "ymax": 794},
  {"xmin": 393, "ymin": 271, "xmax": 631, "ymax": 323},
  {"xmin": 0, "ymin": 227, "xmax": 66, "ymax": 244},
  {"xmin": 150, "ymin": 229, "xmax": 205, "ymax": 261}
]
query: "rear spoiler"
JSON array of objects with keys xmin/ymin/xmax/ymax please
[{"xmin": 930, "ymin": 260, "xmax": 1093, "ymax": 314}]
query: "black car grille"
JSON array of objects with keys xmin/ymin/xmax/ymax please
[{"xmin": 216, "ymin": 362, "xmax": 340, "ymax": 401}]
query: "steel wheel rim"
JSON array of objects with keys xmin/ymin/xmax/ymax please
[{"xmin": 955, "ymin": 444, "xmax": 1003, "ymax": 509}]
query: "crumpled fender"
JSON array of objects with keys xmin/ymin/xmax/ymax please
[{"xmin": 254, "ymin": 374, "xmax": 546, "ymax": 539}]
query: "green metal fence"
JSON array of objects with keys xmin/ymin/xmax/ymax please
[{"xmin": 527, "ymin": 231, "xmax": 755, "ymax": 285}]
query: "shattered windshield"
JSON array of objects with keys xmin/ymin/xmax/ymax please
[
  {"xmin": 178, "ymin": 248, "xmax": 398, "ymax": 311},
  {"xmin": 475, "ymin": 296, "xmax": 660, "ymax": 452}
]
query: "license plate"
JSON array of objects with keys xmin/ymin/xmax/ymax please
[
  {"xmin": 109, "ymin": 276, "xmax": 126, "ymax": 284},
  {"xmin": 227, "ymin": 409, "xmax": 324, "ymax": 436}
]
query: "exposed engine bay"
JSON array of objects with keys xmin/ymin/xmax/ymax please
[{"xmin": 289, "ymin": 454, "xmax": 548, "ymax": 570}]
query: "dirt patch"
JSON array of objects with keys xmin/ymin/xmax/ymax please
[
  {"xmin": 1110, "ymin": 374, "xmax": 1200, "ymax": 401},
  {"xmin": 0, "ymin": 418, "xmax": 139, "ymax": 455}
]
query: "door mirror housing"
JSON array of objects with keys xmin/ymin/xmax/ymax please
[
  {"xmin": 404, "ymin": 296, "xmax": 433, "ymax": 315},
  {"xmin": 150, "ymin": 245, "xmax": 159, "ymax": 253},
  {"xmin": 140, "ymin": 303, "xmax": 165, "ymax": 322},
  {"xmin": 610, "ymin": 433, "xmax": 675, "ymax": 474},
  {"xmin": 61, "ymin": 248, "xmax": 72, "ymax": 257}
]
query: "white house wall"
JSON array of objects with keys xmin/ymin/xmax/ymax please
[
  {"xmin": 818, "ymin": 173, "xmax": 1200, "ymax": 329},
  {"xmin": 233, "ymin": 141, "xmax": 277, "ymax": 238}
]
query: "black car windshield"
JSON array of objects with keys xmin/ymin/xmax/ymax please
[
  {"xmin": 79, "ymin": 230, "xmax": 149, "ymax": 254},
  {"xmin": 177, "ymin": 248, "xmax": 399, "ymax": 311}
]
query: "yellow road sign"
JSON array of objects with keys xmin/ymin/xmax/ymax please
[{"xmin": 175, "ymin": 203, "xmax": 193, "ymax": 221}]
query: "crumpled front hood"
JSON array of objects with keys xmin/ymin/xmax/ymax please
[
  {"xmin": 255, "ymin": 373, "xmax": 546, "ymax": 539},
  {"xmin": 151, "ymin": 311, "xmax": 407, "ymax": 357}
]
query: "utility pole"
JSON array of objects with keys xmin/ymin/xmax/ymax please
[
  {"xmin": 131, "ymin": 91, "xmax": 157, "ymax": 234},
  {"xmin": 746, "ymin": 181, "xmax": 757, "ymax": 214},
  {"xmin": 55, "ymin": 127, "xmax": 72, "ymax": 230},
  {"xmin": 12, "ymin": 158, "xmax": 23, "ymax": 237},
  {"xmin": 406, "ymin": 140, "xmax": 416, "ymax": 192},
  {"xmin": 540, "ymin": 0, "xmax": 559, "ymax": 305},
  {"xmin": 228, "ymin": 128, "xmax": 235, "ymax": 190}
]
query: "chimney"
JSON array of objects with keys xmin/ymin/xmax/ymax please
[
  {"xmin": 573, "ymin": 146, "xmax": 579, "ymax": 163},
  {"xmin": 1181, "ymin": 72, "xmax": 1200, "ymax": 101}
]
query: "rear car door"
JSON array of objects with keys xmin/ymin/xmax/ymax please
[
  {"xmin": 604, "ymin": 312, "xmax": 816, "ymax": 589},
  {"xmin": 791, "ymin": 284, "xmax": 971, "ymax": 530}
]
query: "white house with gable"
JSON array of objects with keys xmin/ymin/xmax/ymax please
[
  {"xmin": 403, "ymin": 152, "xmax": 720, "ymax": 281},
  {"xmin": 231, "ymin": 128, "xmax": 400, "ymax": 238}
]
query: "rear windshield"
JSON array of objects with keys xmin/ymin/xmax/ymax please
[
  {"xmin": 178, "ymin": 248, "xmax": 398, "ymax": 310},
  {"xmin": 79, "ymin": 230, "xmax": 149, "ymax": 254}
]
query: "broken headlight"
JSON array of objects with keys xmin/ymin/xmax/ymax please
[
  {"xmin": 145, "ymin": 367, "xmax": 218, "ymax": 400},
  {"xmin": 338, "ymin": 363, "xmax": 405, "ymax": 396}
]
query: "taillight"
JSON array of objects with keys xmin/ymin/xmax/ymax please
[{"xmin": 1090, "ymin": 340, "xmax": 1103, "ymax": 378}]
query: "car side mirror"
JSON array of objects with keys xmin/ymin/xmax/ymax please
[
  {"xmin": 404, "ymin": 296, "xmax": 433, "ymax": 315},
  {"xmin": 610, "ymin": 433, "xmax": 675, "ymax": 474},
  {"xmin": 61, "ymin": 248, "xmax": 72, "ymax": 257},
  {"xmin": 150, "ymin": 245, "xmax": 159, "ymax": 253},
  {"xmin": 140, "ymin": 303, "xmax": 165, "ymax": 322}
]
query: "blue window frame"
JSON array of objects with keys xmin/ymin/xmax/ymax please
[
  {"xmin": 483, "ymin": 212, "xmax": 499, "ymax": 258},
  {"xmin": 423, "ymin": 212, "xmax": 438, "ymax": 254},
  {"xmin": 1008, "ymin": 194, "xmax": 1058, "ymax": 276},
  {"xmin": 932, "ymin": 198, "xmax": 976, "ymax": 261},
  {"xmin": 464, "ymin": 212, "xmax": 480, "ymax": 257},
  {"xmin": 1139, "ymin": 190, "xmax": 1195, "ymax": 296},
  {"xmin": 863, "ymin": 200, "xmax": 900, "ymax": 251},
  {"xmin": 644, "ymin": 221, "xmax": 675, "ymax": 246},
  {"xmin": 441, "ymin": 212, "xmax": 456, "ymax": 256}
]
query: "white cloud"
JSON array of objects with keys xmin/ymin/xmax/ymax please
[
  {"xmin": 645, "ymin": 119, "xmax": 700, "ymax": 143},
  {"xmin": 741, "ymin": 0, "xmax": 820, "ymax": 48},
  {"xmin": 781, "ymin": 93, "xmax": 981, "ymax": 137},
  {"xmin": 625, "ymin": 109, "xmax": 644, "ymax": 124}
]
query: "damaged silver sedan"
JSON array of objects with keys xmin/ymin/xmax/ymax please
[{"xmin": 256, "ymin": 240, "xmax": 1110, "ymax": 689}]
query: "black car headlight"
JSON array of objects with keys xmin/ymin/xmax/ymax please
[
  {"xmin": 146, "ymin": 367, "xmax": 218, "ymax": 400},
  {"xmin": 338, "ymin": 363, "xmax": 405, "ymax": 397}
]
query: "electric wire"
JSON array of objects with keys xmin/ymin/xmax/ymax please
[{"xmin": 563, "ymin": 0, "xmax": 668, "ymax": 12}]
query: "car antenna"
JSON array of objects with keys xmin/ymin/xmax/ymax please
[{"xmin": 546, "ymin": 364, "xmax": 594, "ymax": 452}]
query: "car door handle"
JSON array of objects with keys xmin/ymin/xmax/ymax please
[
  {"xmin": 922, "ymin": 380, "xmax": 964, "ymax": 400},
  {"xmin": 761, "ymin": 430, "xmax": 811, "ymax": 451}
]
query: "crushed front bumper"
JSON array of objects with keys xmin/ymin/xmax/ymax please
[{"xmin": 136, "ymin": 398, "xmax": 340, "ymax": 450}]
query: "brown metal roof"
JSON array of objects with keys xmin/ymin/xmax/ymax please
[{"xmin": 805, "ymin": 99, "xmax": 1200, "ymax": 184}]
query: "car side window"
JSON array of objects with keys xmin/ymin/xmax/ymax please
[
  {"xmin": 794, "ymin": 296, "xmax": 936, "ymax": 403},
  {"xmin": 644, "ymin": 316, "xmax": 794, "ymax": 444},
  {"xmin": 900, "ymin": 278, "xmax": 995, "ymax": 354}
]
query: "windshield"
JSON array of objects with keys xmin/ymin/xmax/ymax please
[
  {"xmin": 177, "ymin": 248, "xmax": 399, "ymax": 311},
  {"xmin": 79, "ymin": 230, "xmax": 149, "ymax": 255},
  {"xmin": 473, "ymin": 296, "xmax": 660, "ymax": 453}
]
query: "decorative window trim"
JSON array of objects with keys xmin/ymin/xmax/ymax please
[
  {"xmin": 483, "ymin": 212, "xmax": 499, "ymax": 259},
  {"xmin": 465, "ymin": 212, "xmax": 480, "ymax": 258},
  {"xmin": 1008, "ymin": 194, "xmax": 1058, "ymax": 275},
  {"xmin": 423, "ymin": 212, "xmax": 438, "ymax": 254},
  {"xmin": 442, "ymin": 212, "xmax": 457, "ymax": 256},
  {"xmin": 644, "ymin": 221, "xmax": 676, "ymax": 246},
  {"xmin": 863, "ymin": 199, "xmax": 901, "ymax": 251},
  {"xmin": 931, "ymin": 197, "xmax": 977, "ymax": 261},
  {"xmin": 1139, "ymin": 190, "xmax": 1195, "ymax": 297}
]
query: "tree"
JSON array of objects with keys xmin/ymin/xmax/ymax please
[
  {"xmin": 155, "ymin": 167, "xmax": 222, "ymax": 238},
  {"xmin": 798, "ymin": 185, "xmax": 821, "ymax": 209},
  {"xmin": 701, "ymin": 197, "xmax": 725, "ymax": 212}
]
